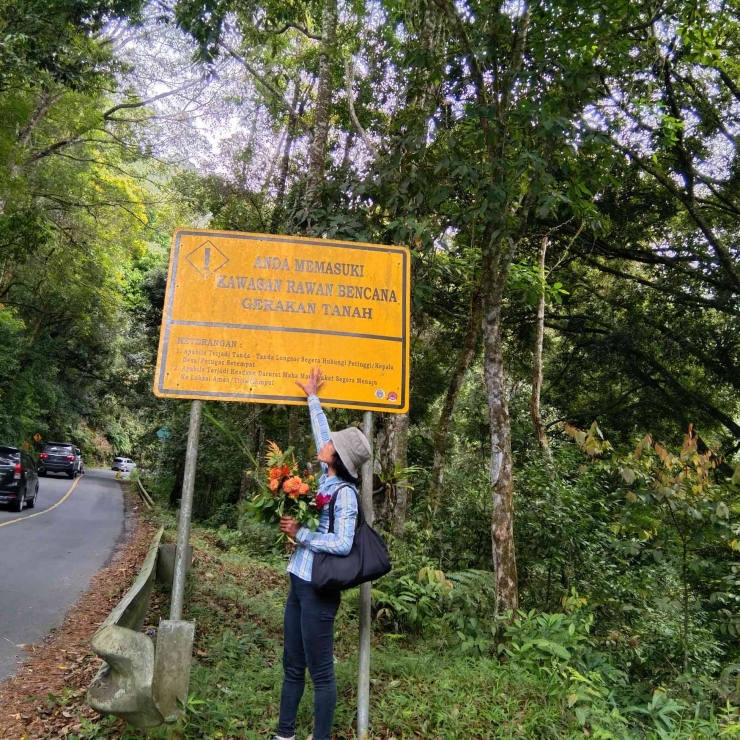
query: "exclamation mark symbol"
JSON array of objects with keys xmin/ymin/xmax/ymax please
[{"xmin": 204, "ymin": 247, "xmax": 211, "ymax": 273}]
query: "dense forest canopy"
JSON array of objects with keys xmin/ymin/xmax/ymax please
[{"xmin": 2, "ymin": 0, "xmax": 740, "ymax": 734}]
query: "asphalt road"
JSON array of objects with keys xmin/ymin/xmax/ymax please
[{"xmin": 0, "ymin": 469, "xmax": 126, "ymax": 681}]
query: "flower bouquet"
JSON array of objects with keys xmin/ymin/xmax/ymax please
[{"xmin": 249, "ymin": 441, "xmax": 329, "ymax": 546}]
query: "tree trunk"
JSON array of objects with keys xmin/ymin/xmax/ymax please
[
  {"xmin": 340, "ymin": 130, "xmax": 355, "ymax": 170},
  {"xmin": 288, "ymin": 405, "xmax": 301, "ymax": 451},
  {"xmin": 270, "ymin": 82, "xmax": 302, "ymax": 233},
  {"xmin": 261, "ymin": 126, "xmax": 286, "ymax": 196},
  {"xmin": 290, "ymin": 0, "xmax": 337, "ymax": 441},
  {"xmin": 530, "ymin": 236, "xmax": 553, "ymax": 471},
  {"xmin": 303, "ymin": 0, "xmax": 337, "ymax": 219},
  {"xmin": 428, "ymin": 288, "xmax": 482, "ymax": 512},
  {"xmin": 376, "ymin": 412, "xmax": 410, "ymax": 538},
  {"xmin": 389, "ymin": 412, "xmax": 409, "ymax": 539},
  {"xmin": 481, "ymin": 222, "xmax": 530, "ymax": 616},
  {"xmin": 169, "ymin": 457, "xmax": 185, "ymax": 508},
  {"xmin": 483, "ymin": 298, "xmax": 518, "ymax": 616}
]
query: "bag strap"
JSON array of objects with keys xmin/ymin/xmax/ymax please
[{"xmin": 327, "ymin": 482, "xmax": 364, "ymax": 534}]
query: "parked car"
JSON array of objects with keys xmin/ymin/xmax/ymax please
[
  {"xmin": 112, "ymin": 457, "xmax": 135, "ymax": 472},
  {"xmin": 38, "ymin": 442, "xmax": 82, "ymax": 479},
  {"xmin": 0, "ymin": 446, "xmax": 39, "ymax": 511}
]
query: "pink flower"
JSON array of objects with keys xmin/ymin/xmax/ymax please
[{"xmin": 316, "ymin": 492, "xmax": 331, "ymax": 509}]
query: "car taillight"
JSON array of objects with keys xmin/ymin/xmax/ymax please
[
  {"xmin": 39, "ymin": 453, "xmax": 48, "ymax": 459},
  {"xmin": 66, "ymin": 455, "xmax": 75, "ymax": 461},
  {"xmin": 13, "ymin": 462, "xmax": 21, "ymax": 480}
]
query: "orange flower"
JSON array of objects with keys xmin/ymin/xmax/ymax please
[
  {"xmin": 269, "ymin": 479, "xmax": 280, "ymax": 492},
  {"xmin": 283, "ymin": 476, "xmax": 306, "ymax": 499},
  {"xmin": 283, "ymin": 476, "xmax": 299, "ymax": 492},
  {"xmin": 281, "ymin": 464, "xmax": 291, "ymax": 478},
  {"xmin": 269, "ymin": 467, "xmax": 283, "ymax": 480},
  {"xmin": 299, "ymin": 482, "xmax": 309, "ymax": 495}
]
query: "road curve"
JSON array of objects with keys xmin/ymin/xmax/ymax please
[{"xmin": 0, "ymin": 469, "xmax": 125, "ymax": 680}]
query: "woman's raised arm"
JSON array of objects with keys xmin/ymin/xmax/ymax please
[{"xmin": 296, "ymin": 367, "xmax": 330, "ymax": 473}]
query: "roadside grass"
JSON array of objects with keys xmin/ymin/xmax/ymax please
[
  {"xmin": 53, "ymin": 490, "xmax": 740, "ymax": 739},
  {"xmin": 92, "ymin": 520, "xmax": 594, "ymax": 740},
  {"xmin": 66, "ymin": 506, "xmax": 740, "ymax": 739}
]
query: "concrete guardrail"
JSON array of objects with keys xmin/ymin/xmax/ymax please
[
  {"xmin": 87, "ymin": 526, "xmax": 196, "ymax": 728},
  {"xmin": 135, "ymin": 479, "xmax": 155, "ymax": 509}
]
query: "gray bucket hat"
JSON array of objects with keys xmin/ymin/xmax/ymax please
[{"xmin": 330, "ymin": 426, "xmax": 372, "ymax": 478}]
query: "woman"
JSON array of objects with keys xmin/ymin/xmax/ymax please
[{"xmin": 275, "ymin": 366, "xmax": 371, "ymax": 740}]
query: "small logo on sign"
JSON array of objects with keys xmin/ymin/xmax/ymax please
[
  {"xmin": 374, "ymin": 388, "xmax": 385, "ymax": 399},
  {"xmin": 186, "ymin": 240, "xmax": 229, "ymax": 278},
  {"xmin": 387, "ymin": 392, "xmax": 398, "ymax": 402}
]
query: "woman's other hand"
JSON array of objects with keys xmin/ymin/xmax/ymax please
[
  {"xmin": 296, "ymin": 366, "xmax": 324, "ymax": 397},
  {"xmin": 280, "ymin": 516, "xmax": 300, "ymax": 538}
]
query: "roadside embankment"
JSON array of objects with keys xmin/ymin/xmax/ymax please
[{"xmin": 0, "ymin": 487, "xmax": 158, "ymax": 739}]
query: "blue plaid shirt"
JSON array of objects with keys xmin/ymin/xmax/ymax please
[{"xmin": 287, "ymin": 395, "xmax": 358, "ymax": 582}]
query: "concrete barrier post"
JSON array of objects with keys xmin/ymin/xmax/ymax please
[
  {"xmin": 152, "ymin": 620, "xmax": 196, "ymax": 722},
  {"xmin": 87, "ymin": 528, "xmax": 165, "ymax": 728}
]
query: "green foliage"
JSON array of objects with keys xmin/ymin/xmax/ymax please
[
  {"xmin": 69, "ymin": 524, "xmax": 740, "ymax": 740},
  {"xmin": 0, "ymin": 0, "xmax": 144, "ymax": 92},
  {"xmin": 507, "ymin": 261, "xmax": 569, "ymax": 306},
  {"xmin": 371, "ymin": 551, "xmax": 453, "ymax": 634},
  {"xmin": 5, "ymin": 0, "xmax": 740, "ymax": 735}
]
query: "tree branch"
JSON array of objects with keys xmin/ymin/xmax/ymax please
[
  {"xmin": 609, "ymin": 140, "xmax": 740, "ymax": 292},
  {"xmin": 582, "ymin": 256, "xmax": 740, "ymax": 315},
  {"xmin": 102, "ymin": 78, "xmax": 203, "ymax": 119},
  {"xmin": 345, "ymin": 57, "xmax": 378, "ymax": 158},
  {"xmin": 265, "ymin": 21, "xmax": 322, "ymax": 41},
  {"xmin": 224, "ymin": 44, "xmax": 307, "ymax": 131},
  {"xmin": 23, "ymin": 79, "xmax": 204, "ymax": 166}
]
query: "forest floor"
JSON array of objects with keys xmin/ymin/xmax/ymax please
[
  {"xmin": 8, "ymin": 498, "xmax": 735, "ymax": 739},
  {"xmin": 64, "ymin": 515, "xmax": 590, "ymax": 740}
]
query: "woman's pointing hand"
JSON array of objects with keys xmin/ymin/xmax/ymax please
[{"xmin": 296, "ymin": 366, "xmax": 324, "ymax": 397}]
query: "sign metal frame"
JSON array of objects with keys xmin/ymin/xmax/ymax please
[{"xmin": 154, "ymin": 229, "xmax": 410, "ymax": 413}]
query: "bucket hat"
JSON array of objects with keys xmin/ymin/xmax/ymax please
[{"xmin": 330, "ymin": 426, "xmax": 372, "ymax": 478}]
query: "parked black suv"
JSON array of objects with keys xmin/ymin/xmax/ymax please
[
  {"xmin": 0, "ymin": 446, "xmax": 39, "ymax": 511},
  {"xmin": 38, "ymin": 442, "xmax": 82, "ymax": 478}
]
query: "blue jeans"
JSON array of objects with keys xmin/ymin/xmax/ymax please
[{"xmin": 277, "ymin": 574, "xmax": 341, "ymax": 740}]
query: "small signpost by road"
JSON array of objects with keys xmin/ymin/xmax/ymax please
[
  {"xmin": 154, "ymin": 228, "xmax": 410, "ymax": 735},
  {"xmin": 155, "ymin": 428, "xmax": 172, "ymax": 481}
]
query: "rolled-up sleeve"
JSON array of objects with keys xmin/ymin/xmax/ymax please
[
  {"xmin": 295, "ymin": 487, "xmax": 357, "ymax": 556},
  {"xmin": 308, "ymin": 395, "xmax": 331, "ymax": 476}
]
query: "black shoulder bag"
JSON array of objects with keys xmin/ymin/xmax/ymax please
[{"xmin": 311, "ymin": 484, "xmax": 392, "ymax": 593}]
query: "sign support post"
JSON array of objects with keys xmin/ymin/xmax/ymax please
[
  {"xmin": 357, "ymin": 410, "xmax": 374, "ymax": 740},
  {"xmin": 170, "ymin": 399, "xmax": 202, "ymax": 620}
]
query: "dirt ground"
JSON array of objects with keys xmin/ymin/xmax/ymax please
[{"xmin": 0, "ymin": 486, "xmax": 158, "ymax": 739}]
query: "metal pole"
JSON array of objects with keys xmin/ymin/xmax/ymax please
[
  {"xmin": 357, "ymin": 411, "xmax": 374, "ymax": 740},
  {"xmin": 170, "ymin": 400, "xmax": 202, "ymax": 621},
  {"xmin": 156, "ymin": 437, "xmax": 165, "ymax": 481}
]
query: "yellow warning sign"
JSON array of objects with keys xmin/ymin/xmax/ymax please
[{"xmin": 154, "ymin": 229, "xmax": 410, "ymax": 413}]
